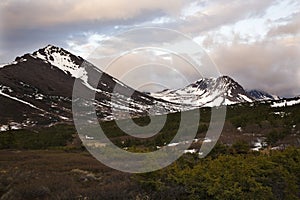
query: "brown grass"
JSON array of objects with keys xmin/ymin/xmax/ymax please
[{"xmin": 0, "ymin": 150, "xmax": 141, "ymax": 200}]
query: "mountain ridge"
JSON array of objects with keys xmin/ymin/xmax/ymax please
[{"xmin": 0, "ymin": 45, "xmax": 298, "ymax": 131}]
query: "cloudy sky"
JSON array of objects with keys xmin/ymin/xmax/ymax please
[{"xmin": 0, "ymin": 0, "xmax": 299, "ymax": 97}]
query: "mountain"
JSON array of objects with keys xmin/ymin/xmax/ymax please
[
  {"xmin": 151, "ymin": 76, "xmax": 254, "ymax": 107},
  {"xmin": 0, "ymin": 45, "xmax": 183, "ymax": 131},
  {"xmin": 247, "ymin": 90, "xmax": 279, "ymax": 101},
  {"xmin": 0, "ymin": 45, "xmax": 296, "ymax": 132}
]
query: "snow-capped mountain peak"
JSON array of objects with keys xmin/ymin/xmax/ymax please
[
  {"xmin": 151, "ymin": 76, "xmax": 254, "ymax": 107},
  {"xmin": 29, "ymin": 45, "xmax": 85, "ymax": 78},
  {"xmin": 247, "ymin": 89, "xmax": 280, "ymax": 101},
  {"xmin": 191, "ymin": 76, "xmax": 241, "ymax": 91}
]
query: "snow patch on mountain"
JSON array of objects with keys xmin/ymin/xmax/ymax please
[
  {"xmin": 0, "ymin": 64, "xmax": 7, "ymax": 68},
  {"xmin": 0, "ymin": 61, "xmax": 19, "ymax": 69},
  {"xmin": 271, "ymin": 98, "xmax": 300, "ymax": 108},
  {"xmin": 0, "ymin": 85, "xmax": 43, "ymax": 111}
]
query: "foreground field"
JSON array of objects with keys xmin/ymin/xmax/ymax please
[
  {"xmin": 0, "ymin": 150, "xmax": 140, "ymax": 199},
  {"xmin": 0, "ymin": 147, "xmax": 299, "ymax": 200},
  {"xmin": 1, "ymin": 103, "xmax": 300, "ymax": 199}
]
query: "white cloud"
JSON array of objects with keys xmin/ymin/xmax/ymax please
[
  {"xmin": 0, "ymin": 0, "xmax": 188, "ymax": 29},
  {"xmin": 178, "ymin": 0, "xmax": 274, "ymax": 35},
  {"xmin": 210, "ymin": 36, "xmax": 300, "ymax": 96},
  {"xmin": 268, "ymin": 12, "xmax": 300, "ymax": 36}
]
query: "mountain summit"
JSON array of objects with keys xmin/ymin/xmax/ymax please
[
  {"xmin": 247, "ymin": 90, "xmax": 279, "ymax": 101},
  {"xmin": 30, "ymin": 45, "xmax": 85, "ymax": 78},
  {"xmin": 151, "ymin": 76, "xmax": 254, "ymax": 107}
]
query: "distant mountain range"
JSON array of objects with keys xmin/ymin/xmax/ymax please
[{"xmin": 0, "ymin": 45, "xmax": 298, "ymax": 131}]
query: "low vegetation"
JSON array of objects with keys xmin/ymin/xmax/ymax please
[
  {"xmin": 0, "ymin": 102, "xmax": 300, "ymax": 199},
  {"xmin": 137, "ymin": 147, "xmax": 300, "ymax": 200},
  {"xmin": 0, "ymin": 147, "xmax": 299, "ymax": 199},
  {"xmin": 0, "ymin": 125, "xmax": 75, "ymax": 150}
]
